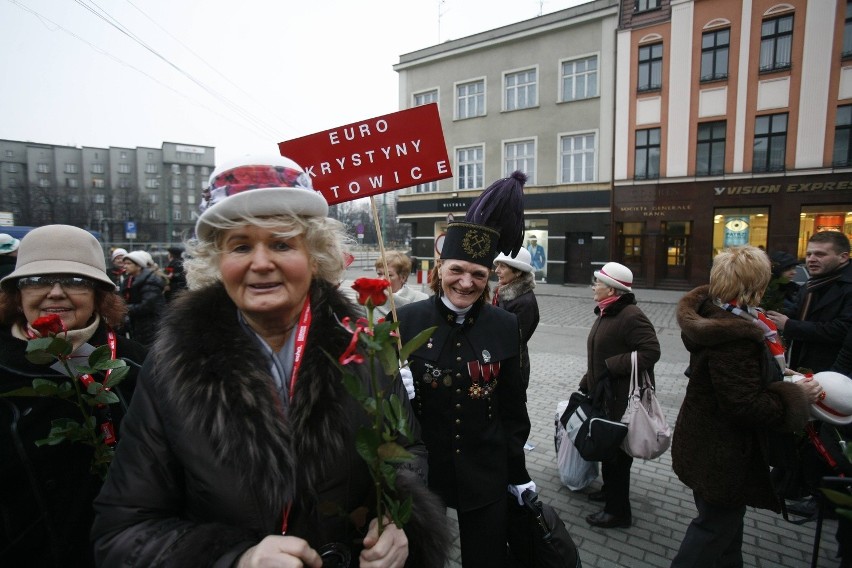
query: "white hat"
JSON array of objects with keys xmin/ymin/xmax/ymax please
[
  {"xmin": 0, "ymin": 233, "xmax": 20, "ymax": 255},
  {"xmin": 124, "ymin": 251, "xmax": 149, "ymax": 268},
  {"xmin": 594, "ymin": 262, "xmax": 633, "ymax": 293},
  {"xmin": 810, "ymin": 371, "xmax": 852, "ymax": 425},
  {"xmin": 494, "ymin": 248, "xmax": 533, "ymax": 273},
  {"xmin": 195, "ymin": 154, "xmax": 328, "ymax": 242},
  {"xmin": 110, "ymin": 248, "xmax": 128, "ymax": 261},
  {"xmin": 0, "ymin": 225, "xmax": 114, "ymax": 290}
]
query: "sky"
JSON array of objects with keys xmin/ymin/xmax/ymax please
[{"xmin": 0, "ymin": 0, "xmax": 591, "ymax": 163}]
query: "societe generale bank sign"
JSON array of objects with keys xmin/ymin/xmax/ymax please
[{"xmin": 278, "ymin": 103, "xmax": 451, "ymax": 205}]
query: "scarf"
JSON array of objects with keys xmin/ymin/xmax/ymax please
[
  {"xmin": 596, "ymin": 295, "xmax": 620, "ymax": 315},
  {"xmin": 718, "ymin": 300, "xmax": 786, "ymax": 372},
  {"xmin": 14, "ymin": 314, "xmax": 101, "ymax": 352},
  {"xmin": 787, "ymin": 260, "xmax": 849, "ymax": 367}
]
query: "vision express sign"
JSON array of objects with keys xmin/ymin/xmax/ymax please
[{"xmin": 278, "ymin": 103, "xmax": 451, "ymax": 205}]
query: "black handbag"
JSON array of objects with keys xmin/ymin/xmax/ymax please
[
  {"xmin": 507, "ymin": 490, "xmax": 582, "ymax": 568},
  {"xmin": 560, "ymin": 379, "xmax": 627, "ymax": 462}
]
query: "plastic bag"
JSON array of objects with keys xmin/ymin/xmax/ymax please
[{"xmin": 557, "ymin": 427, "xmax": 598, "ymax": 490}]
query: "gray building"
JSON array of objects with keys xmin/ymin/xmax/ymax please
[
  {"xmin": 393, "ymin": 0, "xmax": 619, "ymax": 284},
  {"xmin": 0, "ymin": 139, "xmax": 214, "ymax": 246}
]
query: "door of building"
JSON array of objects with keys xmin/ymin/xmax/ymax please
[{"xmin": 565, "ymin": 232, "xmax": 593, "ymax": 284}]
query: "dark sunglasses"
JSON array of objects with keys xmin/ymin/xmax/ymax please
[{"xmin": 17, "ymin": 276, "xmax": 95, "ymax": 294}]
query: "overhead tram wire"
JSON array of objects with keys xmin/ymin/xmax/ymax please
[
  {"xmin": 70, "ymin": 0, "xmax": 284, "ymax": 141},
  {"xmin": 6, "ymin": 0, "xmax": 280, "ymax": 143}
]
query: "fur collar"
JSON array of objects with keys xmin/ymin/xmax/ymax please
[
  {"xmin": 497, "ymin": 273, "xmax": 535, "ymax": 302},
  {"xmin": 677, "ymin": 285, "xmax": 764, "ymax": 348},
  {"xmin": 151, "ymin": 279, "xmax": 359, "ymax": 512}
]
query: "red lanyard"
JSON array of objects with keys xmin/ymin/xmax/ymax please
[{"xmin": 281, "ymin": 296, "xmax": 312, "ymax": 534}]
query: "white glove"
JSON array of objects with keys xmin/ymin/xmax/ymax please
[
  {"xmin": 400, "ymin": 365, "xmax": 415, "ymax": 400},
  {"xmin": 508, "ymin": 481, "xmax": 537, "ymax": 505}
]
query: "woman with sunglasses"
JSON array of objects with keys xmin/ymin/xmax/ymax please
[{"xmin": 0, "ymin": 225, "xmax": 147, "ymax": 567}]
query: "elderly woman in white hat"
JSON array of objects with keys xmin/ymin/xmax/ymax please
[
  {"xmin": 0, "ymin": 225, "xmax": 147, "ymax": 567},
  {"xmin": 92, "ymin": 155, "xmax": 448, "ymax": 568},
  {"xmin": 580, "ymin": 261, "xmax": 660, "ymax": 529},
  {"xmin": 493, "ymin": 247, "xmax": 539, "ymax": 395},
  {"xmin": 119, "ymin": 250, "xmax": 165, "ymax": 347}
]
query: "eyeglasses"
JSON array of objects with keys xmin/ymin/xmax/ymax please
[{"xmin": 17, "ymin": 276, "xmax": 95, "ymax": 294}]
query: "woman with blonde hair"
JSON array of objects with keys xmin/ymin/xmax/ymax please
[{"xmin": 671, "ymin": 245, "xmax": 823, "ymax": 567}]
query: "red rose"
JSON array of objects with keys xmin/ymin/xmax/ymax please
[
  {"xmin": 351, "ymin": 278, "xmax": 390, "ymax": 307},
  {"xmin": 31, "ymin": 314, "xmax": 65, "ymax": 336}
]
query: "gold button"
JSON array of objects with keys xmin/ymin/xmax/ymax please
[
  {"xmin": 456, "ymin": 388, "xmax": 461, "ymax": 394},
  {"xmin": 455, "ymin": 419, "xmax": 461, "ymax": 424},
  {"xmin": 456, "ymin": 342, "xmax": 461, "ymax": 347},
  {"xmin": 455, "ymin": 434, "xmax": 460, "ymax": 439},
  {"xmin": 456, "ymin": 373, "xmax": 462, "ymax": 378},
  {"xmin": 456, "ymin": 356, "xmax": 462, "ymax": 362},
  {"xmin": 455, "ymin": 404, "xmax": 461, "ymax": 410},
  {"xmin": 456, "ymin": 449, "xmax": 461, "ymax": 454}
]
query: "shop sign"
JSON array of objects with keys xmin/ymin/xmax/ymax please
[
  {"xmin": 278, "ymin": 103, "xmax": 451, "ymax": 205},
  {"xmin": 713, "ymin": 180, "xmax": 852, "ymax": 195}
]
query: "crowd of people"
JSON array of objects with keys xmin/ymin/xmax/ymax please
[{"xmin": 0, "ymin": 153, "xmax": 850, "ymax": 568}]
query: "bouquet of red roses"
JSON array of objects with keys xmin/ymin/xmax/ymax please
[{"xmin": 0, "ymin": 313, "xmax": 129, "ymax": 479}]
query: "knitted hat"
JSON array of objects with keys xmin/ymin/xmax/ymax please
[
  {"xmin": 594, "ymin": 262, "xmax": 633, "ymax": 293},
  {"xmin": 124, "ymin": 251, "xmax": 149, "ymax": 268},
  {"xmin": 110, "ymin": 248, "xmax": 128, "ymax": 261},
  {"xmin": 809, "ymin": 371, "xmax": 852, "ymax": 425},
  {"xmin": 0, "ymin": 234, "xmax": 20, "ymax": 255},
  {"xmin": 494, "ymin": 247, "xmax": 533, "ymax": 274},
  {"xmin": 441, "ymin": 171, "xmax": 527, "ymax": 268},
  {"xmin": 196, "ymin": 154, "xmax": 328, "ymax": 242},
  {"xmin": 0, "ymin": 225, "xmax": 114, "ymax": 290}
]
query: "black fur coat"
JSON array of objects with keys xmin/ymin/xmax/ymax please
[
  {"xmin": 672, "ymin": 285, "xmax": 811, "ymax": 511},
  {"xmin": 92, "ymin": 280, "xmax": 448, "ymax": 567}
]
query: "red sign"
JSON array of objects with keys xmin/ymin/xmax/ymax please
[{"xmin": 278, "ymin": 104, "xmax": 451, "ymax": 205}]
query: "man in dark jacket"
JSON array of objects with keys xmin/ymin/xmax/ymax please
[
  {"xmin": 163, "ymin": 246, "xmax": 187, "ymax": 302},
  {"xmin": 120, "ymin": 251, "xmax": 165, "ymax": 347}
]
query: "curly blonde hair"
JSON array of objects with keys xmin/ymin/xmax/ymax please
[
  {"xmin": 709, "ymin": 245, "xmax": 771, "ymax": 307},
  {"xmin": 184, "ymin": 213, "xmax": 353, "ymax": 290}
]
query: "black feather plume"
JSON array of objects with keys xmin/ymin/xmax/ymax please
[{"xmin": 464, "ymin": 170, "xmax": 527, "ymax": 255}]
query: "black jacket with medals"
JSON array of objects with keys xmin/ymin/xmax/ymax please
[{"xmin": 92, "ymin": 280, "xmax": 448, "ymax": 567}]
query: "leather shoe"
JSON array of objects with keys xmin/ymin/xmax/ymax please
[
  {"xmin": 585, "ymin": 510, "xmax": 631, "ymax": 528},
  {"xmin": 587, "ymin": 490, "xmax": 606, "ymax": 502}
]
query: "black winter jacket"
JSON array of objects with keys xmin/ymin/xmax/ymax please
[
  {"xmin": 494, "ymin": 274, "xmax": 539, "ymax": 391},
  {"xmin": 121, "ymin": 268, "xmax": 165, "ymax": 347},
  {"xmin": 92, "ymin": 281, "xmax": 448, "ymax": 568}
]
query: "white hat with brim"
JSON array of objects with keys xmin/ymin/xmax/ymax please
[
  {"xmin": 0, "ymin": 225, "xmax": 114, "ymax": 291},
  {"xmin": 494, "ymin": 248, "xmax": 533, "ymax": 273},
  {"xmin": 0, "ymin": 234, "xmax": 20, "ymax": 254},
  {"xmin": 123, "ymin": 251, "xmax": 149, "ymax": 268},
  {"xmin": 195, "ymin": 188, "xmax": 328, "ymax": 241},
  {"xmin": 809, "ymin": 371, "xmax": 852, "ymax": 425},
  {"xmin": 593, "ymin": 261, "xmax": 633, "ymax": 293},
  {"xmin": 111, "ymin": 248, "xmax": 128, "ymax": 261}
]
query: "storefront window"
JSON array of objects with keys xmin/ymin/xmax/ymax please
[
  {"xmin": 798, "ymin": 206, "xmax": 852, "ymax": 257},
  {"xmin": 663, "ymin": 221, "xmax": 691, "ymax": 266},
  {"xmin": 618, "ymin": 222, "xmax": 644, "ymax": 264},
  {"xmin": 712, "ymin": 207, "xmax": 769, "ymax": 255}
]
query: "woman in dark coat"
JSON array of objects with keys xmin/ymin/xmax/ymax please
[
  {"xmin": 395, "ymin": 172, "xmax": 534, "ymax": 567},
  {"xmin": 92, "ymin": 155, "xmax": 447, "ymax": 568},
  {"xmin": 671, "ymin": 245, "xmax": 822, "ymax": 567},
  {"xmin": 0, "ymin": 225, "xmax": 145, "ymax": 568},
  {"xmin": 579, "ymin": 261, "xmax": 660, "ymax": 529},
  {"xmin": 119, "ymin": 251, "xmax": 165, "ymax": 347},
  {"xmin": 493, "ymin": 247, "xmax": 539, "ymax": 395}
]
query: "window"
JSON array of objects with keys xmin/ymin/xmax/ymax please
[
  {"xmin": 36, "ymin": 162, "xmax": 49, "ymax": 173},
  {"xmin": 171, "ymin": 164, "xmax": 180, "ymax": 174},
  {"xmin": 147, "ymin": 152, "xmax": 154, "ymax": 160},
  {"xmin": 560, "ymin": 132, "xmax": 596, "ymax": 183},
  {"xmin": 696, "ymin": 121, "xmax": 726, "ymax": 176},
  {"xmin": 634, "ymin": 128, "xmax": 661, "ymax": 179},
  {"xmin": 94, "ymin": 194, "xmax": 106, "ymax": 204},
  {"xmin": 118, "ymin": 178, "xmax": 131, "ymax": 189},
  {"xmin": 456, "ymin": 145, "xmax": 484, "ymax": 190},
  {"xmin": 8, "ymin": 178, "xmax": 17, "ymax": 188},
  {"xmin": 753, "ymin": 113, "xmax": 787, "ymax": 172},
  {"xmin": 834, "ymin": 105, "xmax": 852, "ymax": 166},
  {"xmin": 145, "ymin": 178, "xmax": 159, "ymax": 189},
  {"xmin": 187, "ymin": 165, "xmax": 195, "ymax": 174},
  {"xmin": 38, "ymin": 178, "xmax": 50, "ymax": 188},
  {"xmin": 414, "ymin": 181, "xmax": 439, "ymax": 193},
  {"xmin": 145, "ymin": 163, "xmax": 158, "ymax": 174},
  {"xmin": 700, "ymin": 29, "xmax": 729, "ymax": 81},
  {"xmin": 150, "ymin": 194, "xmax": 159, "ymax": 204},
  {"xmin": 4, "ymin": 150, "xmax": 11, "ymax": 158},
  {"xmin": 64, "ymin": 163, "xmax": 78, "ymax": 174},
  {"xmin": 6, "ymin": 163, "xmax": 17, "ymax": 173},
  {"xmin": 187, "ymin": 192, "xmax": 196, "ymax": 204},
  {"xmin": 760, "ymin": 14, "xmax": 793, "ymax": 72},
  {"xmin": 118, "ymin": 164, "xmax": 130, "ymax": 174},
  {"xmin": 172, "ymin": 177, "xmax": 181, "ymax": 189},
  {"xmin": 635, "ymin": 0, "xmax": 660, "ymax": 12},
  {"xmin": 67, "ymin": 178, "xmax": 78, "ymax": 188},
  {"xmin": 201, "ymin": 167, "xmax": 210, "ymax": 176},
  {"xmin": 69, "ymin": 195, "xmax": 80, "ymax": 203},
  {"xmin": 638, "ymin": 43, "xmax": 663, "ymax": 91},
  {"xmin": 91, "ymin": 163, "xmax": 104, "ymax": 174},
  {"xmin": 92, "ymin": 179, "xmax": 105, "ymax": 188},
  {"xmin": 173, "ymin": 193, "xmax": 181, "ymax": 204},
  {"xmin": 173, "ymin": 210, "xmax": 182, "ymax": 221},
  {"xmin": 844, "ymin": 3, "xmax": 852, "ymax": 57},
  {"xmin": 504, "ymin": 140, "xmax": 535, "ymax": 183},
  {"xmin": 120, "ymin": 151, "xmax": 127, "ymax": 160},
  {"xmin": 505, "ymin": 69, "xmax": 537, "ymax": 111},
  {"xmin": 456, "ymin": 80, "xmax": 485, "ymax": 119},
  {"xmin": 618, "ymin": 222, "xmax": 644, "ymax": 264},
  {"xmin": 414, "ymin": 90, "xmax": 437, "ymax": 107},
  {"xmin": 149, "ymin": 210, "xmax": 159, "ymax": 220},
  {"xmin": 664, "ymin": 221, "xmax": 691, "ymax": 267},
  {"xmin": 713, "ymin": 208, "xmax": 769, "ymax": 252},
  {"xmin": 561, "ymin": 56, "xmax": 598, "ymax": 102}
]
